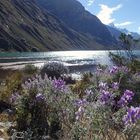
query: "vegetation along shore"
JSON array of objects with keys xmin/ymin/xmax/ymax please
[{"xmin": 0, "ymin": 48, "xmax": 140, "ymax": 139}]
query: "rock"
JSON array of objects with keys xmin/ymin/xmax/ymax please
[
  {"xmin": 3, "ymin": 109, "xmax": 15, "ymax": 116},
  {"xmin": 0, "ymin": 101, "xmax": 12, "ymax": 113},
  {"xmin": 0, "ymin": 129, "xmax": 4, "ymax": 136}
]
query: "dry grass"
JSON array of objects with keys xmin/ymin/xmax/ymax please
[{"xmin": 0, "ymin": 68, "xmax": 19, "ymax": 81}]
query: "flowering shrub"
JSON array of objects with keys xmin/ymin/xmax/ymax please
[
  {"xmin": 118, "ymin": 90, "xmax": 134, "ymax": 107},
  {"xmin": 123, "ymin": 106, "xmax": 140, "ymax": 126},
  {"xmin": 5, "ymin": 65, "xmax": 140, "ymax": 139},
  {"xmin": 12, "ymin": 74, "xmax": 76, "ymax": 139}
]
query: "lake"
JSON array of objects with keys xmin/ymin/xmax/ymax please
[{"xmin": 0, "ymin": 50, "xmax": 140, "ymax": 73}]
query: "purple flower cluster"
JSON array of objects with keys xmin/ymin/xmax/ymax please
[
  {"xmin": 52, "ymin": 79, "xmax": 66, "ymax": 92},
  {"xmin": 85, "ymin": 89, "xmax": 94, "ymax": 96},
  {"xmin": 112, "ymin": 82, "xmax": 119, "ymax": 90},
  {"xmin": 123, "ymin": 106, "xmax": 140, "ymax": 126},
  {"xmin": 99, "ymin": 82, "xmax": 108, "ymax": 90},
  {"xmin": 75, "ymin": 106, "xmax": 85, "ymax": 121},
  {"xmin": 96, "ymin": 67, "xmax": 103, "ymax": 73},
  {"xmin": 74, "ymin": 99, "xmax": 87, "ymax": 107},
  {"xmin": 109, "ymin": 66, "xmax": 129, "ymax": 74},
  {"xmin": 109, "ymin": 66, "xmax": 118, "ymax": 74},
  {"xmin": 74, "ymin": 99, "xmax": 87, "ymax": 121},
  {"xmin": 118, "ymin": 90, "xmax": 134, "ymax": 107},
  {"xmin": 10, "ymin": 92, "xmax": 20, "ymax": 104},
  {"xmin": 98, "ymin": 81, "xmax": 115, "ymax": 105},
  {"xmin": 35, "ymin": 93, "xmax": 45, "ymax": 102},
  {"xmin": 99, "ymin": 90, "xmax": 113, "ymax": 105},
  {"xmin": 22, "ymin": 75, "xmax": 51, "ymax": 94}
]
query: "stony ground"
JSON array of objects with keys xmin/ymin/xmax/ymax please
[{"xmin": 0, "ymin": 114, "xmax": 12, "ymax": 140}]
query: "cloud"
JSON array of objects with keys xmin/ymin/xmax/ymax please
[
  {"xmin": 97, "ymin": 4, "xmax": 122, "ymax": 25},
  {"xmin": 138, "ymin": 27, "xmax": 140, "ymax": 31},
  {"xmin": 115, "ymin": 21, "xmax": 133, "ymax": 27},
  {"xmin": 87, "ymin": 0, "xmax": 95, "ymax": 6}
]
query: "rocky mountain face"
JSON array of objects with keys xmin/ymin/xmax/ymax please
[
  {"xmin": 0, "ymin": 0, "xmax": 116, "ymax": 52},
  {"xmin": 107, "ymin": 25, "xmax": 122, "ymax": 40},
  {"xmin": 36, "ymin": 0, "xmax": 117, "ymax": 46}
]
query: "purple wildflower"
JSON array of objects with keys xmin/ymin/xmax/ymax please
[
  {"xmin": 109, "ymin": 66, "xmax": 118, "ymax": 74},
  {"xmin": 10, "ymin": 92, "xmax": 20, "ymax": 104},
  {"xmin": 74, "ymin": 99, "xmax": 87, "ymax": 107},
  {"xmin": 118, "ymin": 90, "xmax": 134, "ymax": 107},
  {"xmin": 85, "ymin": 89, "xmax": 93, "ymax": 96},
  {"xmin": 124, "ymin": 90, "xmax": 134, "ymax": 100},
  {"xmin": 36, "ymin": 93, "xmax": 45, "ymax": 101},
  {"xmin": 99, "ymin": 82, "xmax": 108, "ymax": 90},
  {"xmin": 123, "ymin": 106, "xmax": 140, "ymax": 126},
  {"xmin": 74, "ymin": 99, "xmax": 87, "ymax": 120},
  {"xmin": 112, "ymin": 82, "xmax": 119, "ymax": 90},
  {"xmin": 99, "ymin": 90, "xmax": 113, "ymax": 105},
  {"xmin": 96, "ymin": 67, "xmax": 103, "ymax": 73},
  {"xmin": 52, "ymin": 79, "xmax": 66, "ymax": 92},
  {"xmin": 75, "ymin": 106, "xmax": 85, "ymax": 121}
]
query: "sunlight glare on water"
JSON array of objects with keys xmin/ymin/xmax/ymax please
[
  {"xmin": 0, "ymin": 50, "xmax": 139, "ymax": 70},
  {"xmin": 50, "ymin": 51, "xmax": 107, "ymax": 58}
]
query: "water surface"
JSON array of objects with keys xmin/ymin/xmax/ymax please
[{"xmin": 0, "ymin": 50, "xmax": 140, "ymax": 72}]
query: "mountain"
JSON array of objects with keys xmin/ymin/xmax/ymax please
[
  {"xmin": 107, "ymin": 23, "xmax": 140, "ymax": 49},
  {"xmin": 107, "ymin": 23, "xmax": 140, "ymax": 40},
  {"xmin": 0, "ymin": 0, "xmax": 117, "ymax": 52},
  {"xmin": 36, "ymin": 0, "xmax": 117, "ymax": 46},
  {"xmin": 1, "ymin": 0, "xmax": 103, "ymax": 51},
  {"xmin": 119, "ymin": 28, "xmax": 140, "ymax": 39},
  {"xmin": 107, "ymin": 24, "xmax": 122, "ymax": 40}
]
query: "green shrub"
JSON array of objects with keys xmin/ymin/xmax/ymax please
[
  {"xmin": 109, "ymin": 52, "xmax": 140, "ymax": 73},
  {"xmin": 40, "ymin": 62, "xmax": 69, "ymax": 78},
  {"xmin": 23, "ymin": 64, "xmax": 38, "ymax": 75},
  {"xmin": 0, "ymin": 71, "xmax": 23, "ymax": 102}
]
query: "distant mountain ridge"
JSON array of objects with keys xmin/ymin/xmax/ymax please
[
  {"xmin": 107, "ymin": 23, "xmax": 140, "ymax": 49},
  {"xmin": 107, "ymin": 23, "xmax": 140, "ymax": 40},
  {"xmin": 118, "ymin": 28, "xmax": 140, "ymax": 39}
]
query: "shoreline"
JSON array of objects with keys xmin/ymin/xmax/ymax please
[
  {"xmin": 0, "ymin": 60, "xmax": 98, "ymax": 72},
  {"xmin": 0, "ymin": 62, "xmax": 98, "ymax": 81}
]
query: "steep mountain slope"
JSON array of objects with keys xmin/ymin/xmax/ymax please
[
  {"xmin": 36, "ymin": 0, "xmax": 117, "ymax": 46},
  {"xmin": 107, "ymin": 25, "xmax": 122, "ymax": 40},
  {"xmin": 0, "ymin": 0, "xmax": 106, "ymax": 52}
]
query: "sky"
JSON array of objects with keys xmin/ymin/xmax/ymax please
[{"xmin": 78, "ymin": 0, "xmax": 140, "ymax": 33}]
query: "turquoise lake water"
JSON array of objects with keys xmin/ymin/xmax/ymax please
[{"xmin": 0, "ymin": 50, "xmax": 140, "ymax": 72}]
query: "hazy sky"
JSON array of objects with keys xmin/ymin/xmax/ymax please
[{"xmin": 78, "ymin": 0, "xmax": 140, "ymax": 33}]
